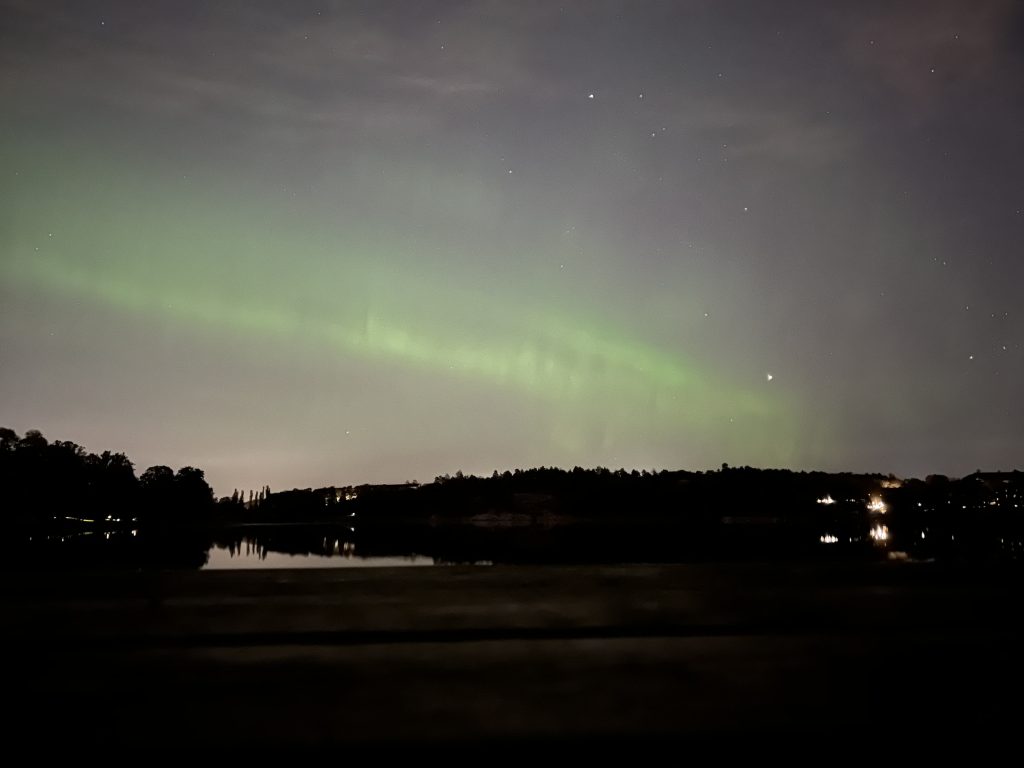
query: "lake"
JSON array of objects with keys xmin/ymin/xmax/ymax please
[
  {"xmin": 6, "ymin": 519, "xmax": 1021, "ymax": 570},
  {"xmin": 204, "ymin": 538, "xmax": 441, "ymax": 569}
]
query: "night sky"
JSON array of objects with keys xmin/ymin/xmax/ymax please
[{"xmin": 2, "ymin": 1, "xmax": 1022, "ymax": 494}]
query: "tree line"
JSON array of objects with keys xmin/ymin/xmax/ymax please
[
  {"xmin": 4, "ymin": 426, "xmax": 1023, "ymax": 562},
  {"xmin": 1, "ymin": 427, "xmax": 214, "ymax": 529}
]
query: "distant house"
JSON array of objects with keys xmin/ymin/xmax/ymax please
[
  {"xmin": 325, "ymin": 482, "xmax": 420, "ymax": 504},
  {"xmin": 966, "ymin": 471, "xmax": 1024, "ymax": 507}
]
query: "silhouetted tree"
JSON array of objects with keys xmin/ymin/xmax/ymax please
[
  {"xmin": 0, "ymin": 427, "xmax": 18, "ymax": 452},
  {"xmin": 174, "ymin": 466, "xmax": 215, "ymax": 517}
]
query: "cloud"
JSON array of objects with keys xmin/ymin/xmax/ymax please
[
  {"xmin": 841, "ymin": 0, "xmax": 1019, "ymax": 107},
  {"xmin": 0, "ymin": 1, "xmax": 527, "ymax": 141},
  {"xmin": 680, "ymin": 103, "xmax": 853, "ymax": 165}
]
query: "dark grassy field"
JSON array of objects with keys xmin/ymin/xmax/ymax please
[{"xmin": 3, "ymin": 562, "xmax": 1022, "ymax": 751}]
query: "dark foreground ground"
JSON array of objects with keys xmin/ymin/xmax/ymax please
[{"xmin": 2, "ymin": 562, "xmax": 1023, "ymax": 752}]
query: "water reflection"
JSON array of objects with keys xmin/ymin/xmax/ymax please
[
  {"xmin": 6, "ymin": 514, "xmax": 1024, "ymax": 571},
  {"xmin": 7, "ymin": 528, "xmax": 211, "ymax": 570},
  {"xmin": 205, "ymin": 536, "xmax": 436, "ymax": 569},
  {"xmin": 204, "ymin": 527, "xmax": 502, "ymax": 569}
]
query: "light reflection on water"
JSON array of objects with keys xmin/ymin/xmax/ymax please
[
  {"xmin": 203, "ymin": 541, "xmax": 437, "ymax": 570},
  {"xmin": 13, "ymin": 522, "xmax": 1023, "ymax": 571}
]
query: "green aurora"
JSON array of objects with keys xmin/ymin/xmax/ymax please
[
  {"xmin": 11, "ymin": 1, "xmax": 1018, "ymax": 491},
  {"xmin": 2, "ymin": 140, "xmax": 804, "ymax": 486}
]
